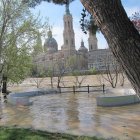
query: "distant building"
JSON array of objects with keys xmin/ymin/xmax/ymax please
[{"xmin": 33, "ymin": 3, "xmax": 114, "ymax": 73}]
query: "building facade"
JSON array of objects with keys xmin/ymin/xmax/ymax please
[{"xmin": 33, "ymin": 4, "xmax": 114, "ymax": 73}]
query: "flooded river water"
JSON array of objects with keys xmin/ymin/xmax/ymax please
[{"xmin": 0, "ymin": 92, "xmax": 140, "ymax": 140}]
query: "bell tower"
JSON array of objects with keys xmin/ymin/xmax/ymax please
[
  {"xmin": 88, "ymin": 32, "xmax": 98, "ymax": 51},
  {"xmin": 62, "ymin": 2, "xmax": 75, "ymax": 51}
]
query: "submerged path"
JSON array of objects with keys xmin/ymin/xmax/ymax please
[{"xmin": 0, "ymin": 92, "xmax": 140, "ymax": 140}]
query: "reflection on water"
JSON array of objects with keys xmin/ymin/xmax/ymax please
[{"xmin": 0, "ymin": 92, "xmax": 140, "ymax": 140}]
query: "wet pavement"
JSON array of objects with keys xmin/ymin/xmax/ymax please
[{"xmin": 0, "ymin": 92, "xmax": 140, "ymax": 140}]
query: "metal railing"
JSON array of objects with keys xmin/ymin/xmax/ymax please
[{"xmin": 57, "ymin": 84, "xmax": 105, "ymax": 94}]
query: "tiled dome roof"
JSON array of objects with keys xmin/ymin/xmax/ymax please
[{"xmin": 44, "ymin": 30, "xmax": 58, "ymax": 53}]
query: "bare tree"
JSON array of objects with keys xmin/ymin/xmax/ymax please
[
  {"xmin": 31, "ymin": 77, "xmax": 44, "ymax": 88},
  {"xmin": 119, "ymin": 70, "xmax": 126, "ymax": 87},
  {"xmin": 72, "ymin": 71, "xmax": 87, "ymax": 87},
  {"xmin": 54, "ymin": 59, "xmax": 67, "ymax": 88},
  {"xmin": 31, "ymin": 64, "xmax": 46, "ymax": 88},
  {"xmin": 99, "ymin": 51, "xmax": 121, "ymax": 88},
  {"xmin": 46, "ymin": 65, "xmax": 55, "ymax": 88}
]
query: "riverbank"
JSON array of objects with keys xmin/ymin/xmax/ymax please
[{"xmin": 8, "ymin": 74, "xmax": 131, "ymax": 92}]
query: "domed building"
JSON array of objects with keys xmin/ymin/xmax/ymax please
[
  {"xmin": 78, "ymin": 40, "xmax": 88, "ymax": 54},
  {"xmin": 44, "ymin": 29, "xmax": 58, "ymax": 53},
  {"xmin": 33, "ymin": 3, "xmax": 114, "ymax": 74}
]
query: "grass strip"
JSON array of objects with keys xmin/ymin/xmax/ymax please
[{"xmin": 0, "ymin": 126, "xmax": 105, "ymax": 140}]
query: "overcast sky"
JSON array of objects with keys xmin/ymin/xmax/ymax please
[{"xmin": 31, "ymin": 0, "xmax": 140, "ymax": 50}]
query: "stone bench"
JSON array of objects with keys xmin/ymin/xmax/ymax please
[
  {"xmin": 7, "ymin": 88, "xmax": 58, "ymax": 106},
  {"xmin": 8, "ymin": 96, "xmax": 31, "ymax": 106},
  {"xmin": 96, "ymin": 88, "xmax": 140, "ymax": 107}
]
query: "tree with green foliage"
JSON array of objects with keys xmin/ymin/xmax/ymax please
[
  {"xmin": 32, "ymin": 32, "xmax": 43, "ymax": 57},
  {"xmin": 4, "ymin": 45, "xmax": 32, "ymax": 84},
  {"xmin": 0, "ymin": 0, "xmax": 48, "ymax": 88},
  {"xmin": 89, "ymin": 68, "xmax": 97, "ymax": 75},
  {"xmin": 66, "ymin": 56, "xmax": 87, "ymax": 87},
  {"xmin": 66, "ymin": 55, "xmax": 87, "ymax": 72},
  {"xmin": 0, "ymin": 0, "xmax": 48, "ymax": 93},
  {"xmin": 66, "ymin": 55, "xmax": 78, "ymax": 72},
  {"xmin": 25, "ymin": 0, "xmax": 140, "ymax": 96}
]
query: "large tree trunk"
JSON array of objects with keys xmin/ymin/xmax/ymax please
[{"xmin": 80, "ymin": 0, "xmax": 140, "ymax": 95}]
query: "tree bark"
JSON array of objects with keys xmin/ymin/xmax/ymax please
[
  {"xmin": 2, "ymin": 75, "xmax": 7, "ymax": 94},
  {"xmin": 80, "ymin": 0, "xmax": 140, "ymax": 95}
]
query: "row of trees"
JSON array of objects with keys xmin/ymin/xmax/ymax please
[
  {"xmin": 31, "ymin": 51, "xmax": 126, "ymax": 89},
  {"xmin": 31, "ymin": 54, "xmax": 88, "ymax": 88}
]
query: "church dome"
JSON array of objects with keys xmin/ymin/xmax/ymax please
[
  {"xmin": 78, "ymin": 40, "xmax": 88, "ymax": 53},
  {"xmin": 44, "ymin": 30, "xmax": 58, "ymax": 53}
]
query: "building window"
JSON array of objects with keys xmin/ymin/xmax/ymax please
[
  {"xmin": 71, "ymin": 39, "xmax": 73, "ymax": 45},
  {"xmin": 91, "ymin": 45, "xmax": 93, "ymax": 50},
  {"xmin": 66, "ymin": 39, "xmax": 68, "ymax": 45},
  {"xmin": 90, "ymin": 64, "xmax": 93, "ymax": 68},
  {"xmin": 68, "ymin": 21, "xmax": 70, "ymax": 28}
]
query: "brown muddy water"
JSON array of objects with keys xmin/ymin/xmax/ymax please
[{"xmin": 0, "ymin": 92, "xmax": 140, "ymax": 140}]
